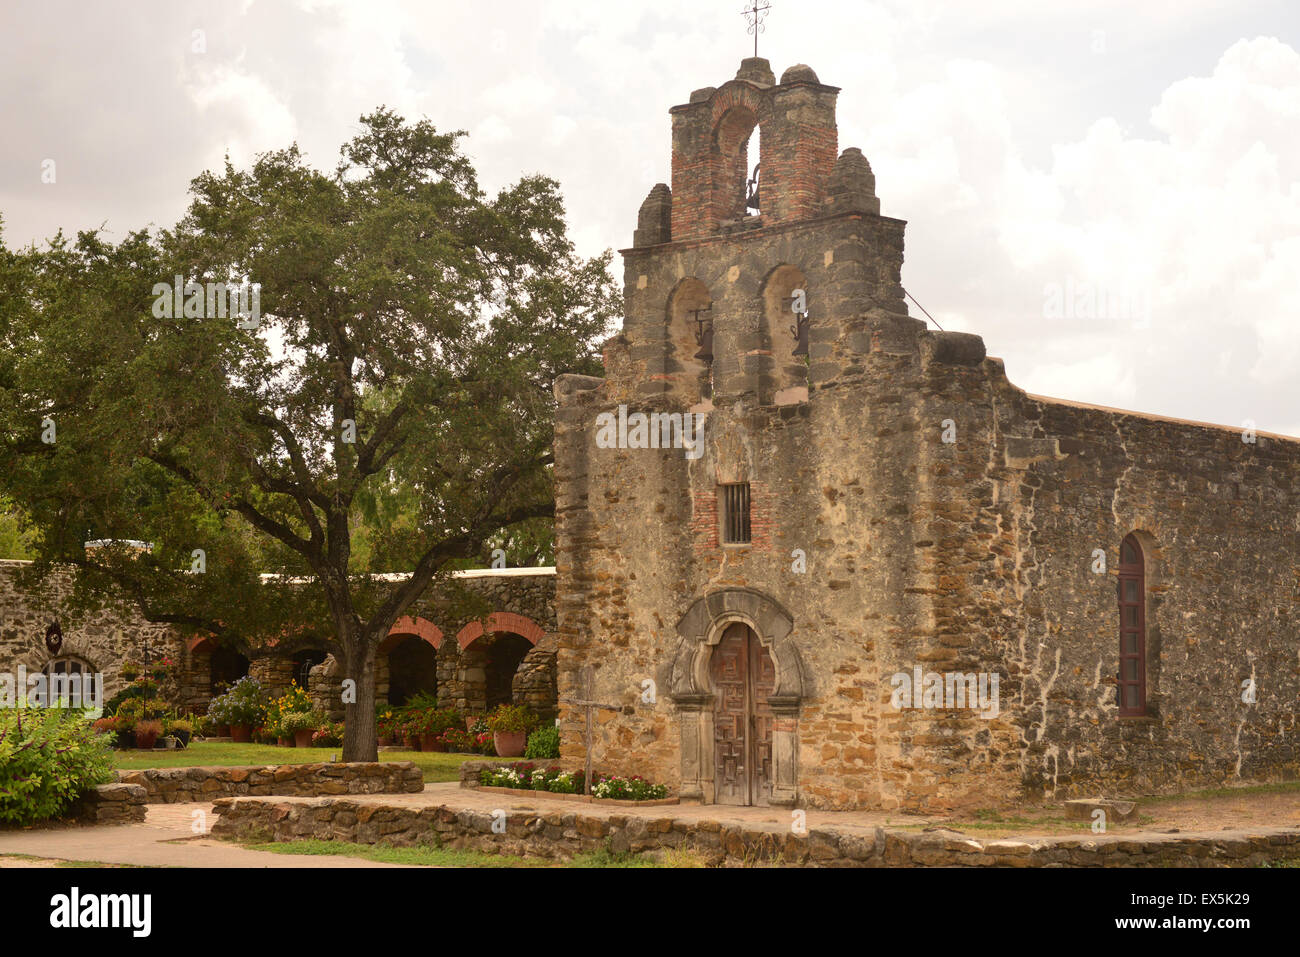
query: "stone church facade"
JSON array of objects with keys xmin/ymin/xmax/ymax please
[{"xmin": 553, "ymin": 58, "xmax": 1300, "ymax": 812}]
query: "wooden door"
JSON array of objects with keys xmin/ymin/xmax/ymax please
[{"xmin": 710, "ymin": 623, "xmax": 775, "ymax": 806}]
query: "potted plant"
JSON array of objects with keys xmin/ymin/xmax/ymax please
[
  {"xmin": 487, "ymin": 704, "xmax": 537, "ymax": 758},
  {"xmin": 134, "ymin": 718, "xmax": 163, "ymax": 750},
  {"xmin": 166, "ymin": 717, "xmax": 193, "ymax": 748},
  {"xmin": 376, "ymin": 706, "xmax": 395, "ymax": 747},
  {"xmin": 312, "ymin": 721, "xmax": 344, "ymax": 748},
  {"xmin": 208, "ymin": 676, "xmax": 269, "ymax": 743},
  {"xmin": 281, "ymin": 710, "xmax": 321, "ymax": 749}
]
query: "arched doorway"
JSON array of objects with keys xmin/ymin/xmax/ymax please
[
  {"xmin": 209, "ymin": 645, "xmax": 249, "ymax": 696},
  {"xmin": 387, "ymin": 637, "xmax": 438, "ymax": 706},
  {"xmin": 709, "ymin": 622, "xmax": 776, "ymax": 807},
  {"xmin": 290, "ymin": 649, "xmax": 328, "ymax": 692},
  {"xmin": 485, "ymin": 633, "xmax": 533, "ymax": 710}
]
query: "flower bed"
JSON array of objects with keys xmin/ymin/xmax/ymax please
[{"xmin": 477, "ymin": 764, "xmax": 672, "ymax": 803}]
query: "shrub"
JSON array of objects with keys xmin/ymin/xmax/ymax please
[
  {"xmin": 591, "ymin": 775, "xmax": 668, "ymax": 801},
  {"xmin": 438, "ymin": 728, "xmax": 477, "ymax": 753},
  {"xmin": 0, "ymin": 710, "xmax": 115, "ymax": 825},
  {"xmin": 478, "ymin": 765, "xmax": 584, "ymax": 794},
  {"xmin": 207, "ymin": 676, "xmax": 270, "ymax": 727},
  {"xmin": 91, "ymin": 715, "xmax": 123, "ymax": 735},
  {"xmin": 525, "ymin": 724, "xmax": 560, "ymax": 759},
  {"xmin": 409, "ymin": 707, "xmax": 461, "ymax": 737},
  {"xmin": 279, "ymin": 710, "xmax": 323, "ymax": 735},
  {"xmin": 486, "ymin": 704, "xmax": 537, "ymax": 735},
  {"xmin": 312, "ymin": 722, "xmax": 344, "ymax": 747}
]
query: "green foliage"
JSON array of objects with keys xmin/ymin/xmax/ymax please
[
  {"xmin": 279, "ymin": 710, "xmax": 324, "ymax": 734},
  {"xmin": 0, "ymin": 109, "xmax": 619, "ymax": 761},
  {"xmin": 591, "ymin": 775, "xmax": 669, "ymax": 801},
  {"xmin": 206, "ymin": 676, "xmax": 270, "ymax": 727},
  {"xmin": 486, "ymin": 703, "xmax": 538, "ymax": 735},
  {"xmin": 0, "ymin": 709, "xmax": 115, "ymax": 824},
  {"xmin": 0, "ymin": 495, "xmax": 36, "ymax": 559},
  {"xmin": 524, "ymin": 724, "xmax": 560, "ymax": 759}
]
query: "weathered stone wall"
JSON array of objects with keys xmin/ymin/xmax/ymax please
[
  {"xmin": 0, "ymin": 560, "xmax": 187, "ymax": 707},
  {"xmin": 0, "ymin": 560, "xmax": 556, "ymax": 719},
  {"xmin": 70, "ymin": 783, "xmax": 148, "ymax": 825},
  {"xmin": 553, "ymin": 56, "xmax": 1300, "ymax": 814},
  {"xmin": 209, "ymin": 794, "xmax": 1300, "ymax": 868},
  {"xmin": 114, "ymin": 761, "xmax": 423, "ymax": 803}
]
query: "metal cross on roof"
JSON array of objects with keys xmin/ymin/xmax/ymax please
[{"xmin": 742, "ymin": 1, "xmax": 772, "ymax": 58}]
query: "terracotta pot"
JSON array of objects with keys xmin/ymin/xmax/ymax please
[
  {"xmin": 277, "ymin": 736, "xmax": 293, "ymax": 747},
  {"xmin": 293, "ymin": 729, "xmax": 315, "ymax": 748},
  {"xmin": 465, "ymin": 716, "xmax": 477, "ymax": 732},
  {"xmin": 134, "ymin": 730, "xmax": 160, "ymax": 750},
  {"xmin": 406, "ymin": 734, "xmax": 421, "ymax": 751},
  {"xmin": 214, "ymin": 725, "xmax": 231, "ymax": 737},
  {"xmin": 377, "ymin": 736, "xmax": 393, "ymax": 747},
  {"xmin": 420, "ymin": 734, "xmax": 447, "ymax": 752},
  {"xmin": 229, "ymin": 724, "xmax": 252, "ymax": 743},
  {"xmin": 493, "ymin": 731, "xmax": 527, "ymax": 757}
]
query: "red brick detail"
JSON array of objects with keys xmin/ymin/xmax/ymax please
[
  {"xmin": 187, "ymin": 634, "xmax": 217, "ymax": 654},
  {"xmin": 382, "ymin": 616, "xmax": 445, "ymax": 652},
  {"xmin": 691, "ymin": 487, "xmax": 719, "ymax": 551},
  {"xmin": 692, "ymin": 480, "xmax": 774, "ymax": 553},
  {"xmin": 456, "ymin": 612, "xmax": 545, "ymax": 650}
]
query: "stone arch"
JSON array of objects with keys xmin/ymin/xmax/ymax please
[
  {"xmin": 670, "ymin": 587, "xmax": 804, "ymax": 806},
  {"xmin": 380, "ymin": 617, "xmax": 445, "ymax": 705},
  {"xmin": 381, "ymin": 616, "xmax": 444, "ymax": 652},
  {"xmin": 707, "ymin": 85, "xmax": 770, "ymax": 223},
  {"xmin": 666, "ymin": 277, "xmax": 714, "ymax": 403},
  {"xmin": 759, "ymin": 263, "xmax": 810, "ymax": 405},
  {"xmin": 455, "ymin": 612, "xmax": 544, "ymax": 650},
  {"xmin": 453, "ymin": 612, "xmax": 551, "ymax": 717}
]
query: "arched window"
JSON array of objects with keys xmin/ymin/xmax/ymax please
[
  {"xmin": 42, "ymin": 656, "xmax": 95, "ymax": 708},
  {"xmin": 1117, "ymin": 534, "xmax": 1146, "ymax": 715}
]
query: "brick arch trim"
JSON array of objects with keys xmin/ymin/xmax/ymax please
[
  {"xmin": 187, "ymin": 634, "xmax": 217, "ymax": 654},
  {"xmin": 383, "ymin": 616, "xmax": 445, "ymax": 652},
  {"xmin": 456, "ymin": 612, "xmax": 545, "ymax": 650}
]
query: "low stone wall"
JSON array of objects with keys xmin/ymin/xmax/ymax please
[
  {"xmin": 209, "ymin": 795, "xmax": 1300, "ymax": 867},
  {"xmin": 115, "ymin": 762, "xmax": 424, "ymax": 803},
  {"xmin": 71, "ymin": 784, "xmax": 147, "ymax": 825}
]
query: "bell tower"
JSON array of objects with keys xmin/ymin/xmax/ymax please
[{"xmin": 618, "ymin": 58, "xmax": 903, "ymax": 410}]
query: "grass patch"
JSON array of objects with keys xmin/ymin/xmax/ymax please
[
  {"xmin": 1145, "ymin": 779, "xmax": 1300, "ymax": 803},
  {"xmin": 242, "ymin": 838, "xmax": 696, "ymax": 868},
  {"xmin": 111, "ymin": 741, "xmax": 483, "ymax": 782}
]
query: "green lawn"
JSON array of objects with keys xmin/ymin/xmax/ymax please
[
  {"xmin": 111, "ymin": 741, "xmax": 484, "ymax": 783},
  {"xmin": 244, "ymin": 839, "xmax": 687, "ymax": 868}
]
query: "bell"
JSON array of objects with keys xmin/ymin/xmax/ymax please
[
  {"xmin": 792, "ymin": 315, "xmax": 809, "ymax": 357},
  {"xmin": 745, "ymin": 163, "xmax": 760, "ymax": 212},
  {"xmin": 694, "ymin": 325, "xmax": 714, "ymax": 363}
]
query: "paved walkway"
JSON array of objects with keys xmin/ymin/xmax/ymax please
[
  {"xmin": 0, "ymin": 802, "xmax": 414, "ymax": 868},
  {"xmin": 236, "ymin": 782, "xmax": 922, "ymax": 838}
]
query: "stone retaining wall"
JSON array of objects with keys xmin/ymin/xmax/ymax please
[
  {"xmin": 115, "ymin": 762, "xmax": 424, "ymax": 803},
  {"xmin": 209, "ymin": 795, "xmax": 1300, "ymax": 867},
  {"xmin": 71, "ymin": 783, "xmax": 147, "ymax": 825}
]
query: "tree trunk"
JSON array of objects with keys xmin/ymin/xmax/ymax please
[{"xmin": 341, "ymin": 638, "xmax": 378, "ymax": 763}]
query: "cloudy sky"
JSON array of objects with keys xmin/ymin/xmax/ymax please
[{"xmin": 3, "ymin": 0, "xmax": 1298, "ymax": 434}]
